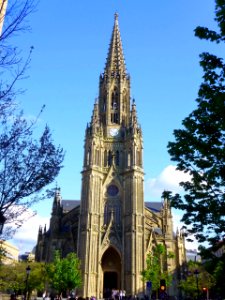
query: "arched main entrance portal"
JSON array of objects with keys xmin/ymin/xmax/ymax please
[{"xmin": 102, "ymin": 247, "xmax": 121, "ymax": 298}]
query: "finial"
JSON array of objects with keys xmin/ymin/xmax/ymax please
[
  {"xmin": 114, "ymin": 12, "xmax": 119, "ymax": 21},
  {"xmin": 54, "ymin": 184, "xmax": 61, "ymax": 200}
]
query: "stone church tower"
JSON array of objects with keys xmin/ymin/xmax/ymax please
[
  {"xmin": 35, "ymin": 14, "xmax": 186, "ymax": 299},
  {"xmin": 78, "ymin": 13, "xmax": 145, "ymax": 297}
]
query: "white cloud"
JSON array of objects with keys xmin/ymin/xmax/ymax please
[
  {"xmin": 145, "ymin": 165, "xmax": 198, "ymax": 249},
  {"xmin": 8, "ymin": 212, "xmax": 49, "ymax": 254},
  {"xmin": 172, "ymin": 210, "xmax": 199, "ymax": 250},
  {"xmin": 145, "ymin": 165, "xmax": 191, "ymax": 199}
]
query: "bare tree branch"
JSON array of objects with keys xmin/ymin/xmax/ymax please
[{"xmin": 0, "ymin": 0, "xmax": 64, "ymax": 238}]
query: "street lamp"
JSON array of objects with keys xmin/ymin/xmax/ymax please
[
  {"xmin": 194, "ymin": 269, "xmax": 200, "ymax": 300},
  {"xmin": 25, "ymin": 265, "xmax": 31, "ymax": 300}
]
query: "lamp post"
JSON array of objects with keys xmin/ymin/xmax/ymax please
[
  {"xmin": 194, "ymin": 269, "xmax": 200, "ymax": 300},
  {"xmin": 25, "ymin": 265, "xmax": 31, "ymax": 300}
]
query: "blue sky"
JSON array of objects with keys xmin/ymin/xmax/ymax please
[{"xmin": 6, "ymin": 0, "xmax": 221, "ymax": 252}]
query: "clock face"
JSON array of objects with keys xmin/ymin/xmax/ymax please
[{"xmin": 109, "ymin": 128, "xmax": 119, "ymax": 137}]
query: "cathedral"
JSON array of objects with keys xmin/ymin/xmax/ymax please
[{"xmin": 35, "ymin": 14, "xmax": 186, "ymax": 299}]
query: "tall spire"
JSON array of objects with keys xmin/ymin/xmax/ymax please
[
  {"xmin": 131, "ymin": 99, "xmax": 138, "ymax": 127},
  {"xmin": 90, "ymin": 99, "xmax": 100, "ymax": 133},
  {"xmin": 52, "ymin": 186, "xmax": 62, "ymax": 215},
  {"xmin": 104, "ymin": 13, "xmax": 126, "ymax": 76}
]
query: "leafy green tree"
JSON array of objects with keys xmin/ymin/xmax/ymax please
[
  {"xmin": 212, "ymin": 255, "xmax": 225, "ymax": 297},
  {"xmin": 47, "ymin": 251, "xmax": 82, "ymax": 296},
  {"xmin": 200, "ymin": 246, "xmax": 225, "ymax": 298},
  {"xmin": 167, "ymin": 0, "xmax": 225, "ymax": 245},
  {"xmin": 179, "ymin": 260, "xmax": 215, "ymax": 299},
  {"xmin": 0, "ymin": 261, "xmax": 46, "ymax": 297},
  {"xmin": 142, "ymin": 244, "xmax": 174, "ymax": 292},
  {"xmin": 0, "ymin": 122, "xmax": 64, "ymax": 238}
]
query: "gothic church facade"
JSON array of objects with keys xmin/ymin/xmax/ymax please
[{"xmin": 35, "ymin": 14, "xmax": 186, "ymax": 299}]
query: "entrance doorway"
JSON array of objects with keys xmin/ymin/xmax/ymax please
[
  {"xmin": 104, "ymin": 271, "xmax": 118, "ymax": 289},
  {"xmin": 102, "ymin": 247, "xmax": 121, "ymax": 297}
]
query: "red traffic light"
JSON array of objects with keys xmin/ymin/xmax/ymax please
[{"xmin": 160, "ymin": 279, "xmax": 166, "ymax": 291}]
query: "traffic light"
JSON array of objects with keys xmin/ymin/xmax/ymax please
[
  {"xmin": 202, "ymin": 287, "xmax": 207, "ymax": 299},
  {"xmin": 160, "ymin": 279, "xmax": 166, "ymax": 291}
]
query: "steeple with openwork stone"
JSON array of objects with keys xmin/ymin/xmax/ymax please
[
  {"xmin": 104, "ymin": 13, "xmax": 127, "ymax": 77},
  {"xmin": 79, "ymin": 14, "xmax": 145, "ymax": 298},
  {"xmin": 52, "ymin": 187, "xmax": 62, "ymax": 215},
  {"xmin": 50, "ymin": 187, "xmax": 62, "ymax": 235}
]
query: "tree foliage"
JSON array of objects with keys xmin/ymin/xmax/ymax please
[
  {"xmin": 212, "ymin": 256, "xmax": 225, "ymax": 297},
  {"xmin": 141, "ymin": 244, "xmax": 174, "ymax": 292},
  {"xmin": 0, "ymin": 118, "xmax": 64, "ymax": 236},
  {"xmin": 199, "ymin": 245, "xmax": 225, "ymax": 298},
  {"xmin": 0, "ymin": 261, "xmax": 46, "ymax": 297},
  {"xmin": 167, "ymin": 0, "xmax": 225, "ymax": 245},
  {"xmin": 46, "ymin": 251, "xmax": 82, "ymax": 295},
  {"xmin": 179, "ymin": 260, "xmax": 215, "ymax": 299},
  {"xmin": 0, "ymin": 257, "xmax": 80, "ymax": 298},
  {"xmin": 0, "ymin": 0, "xmax": 64, "ymax": 237}
]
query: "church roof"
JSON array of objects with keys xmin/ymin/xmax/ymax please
[
  {"xmin": 104, "ymin": 13, "xmax": 126, "ymax": 76},
  {"xmin": 145, "ymin": 201, "xmax": 163, "ymax": 212},
  {"xmin": 61, "ymin": 200, "xmax": 163, "ymax": 213},
  {"xmin": 62, "ymin": 200, "xmax": 80, "ymax": 212}
]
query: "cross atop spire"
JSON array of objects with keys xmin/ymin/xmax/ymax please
[
  {"xmin": 114, "ymin": 12, "xmax": 119, "ymax": 21},
  {"xmin": 104, "ymin": 13, "xmax": 126, "ymax": 76}
]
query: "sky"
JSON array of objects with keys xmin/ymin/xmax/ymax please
[{"xmin": 3, "ymin": 0, "xmax": 222, "ymax": 253}]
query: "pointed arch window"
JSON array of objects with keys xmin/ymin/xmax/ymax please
[
  {"xmin": 104, "ymin": 203, "xmax": 121, "ymax": 225},
  {"xmin": 116, "ymin": 150, "xmax": 119, "ymax": 166},
  {"xmin": 87, "ymin": 148, "xmax": 91, "ymax": 166},
  {"xmin": 104, "ymin": 150, "xmax": 108, "ymax": 167},
  {"xmin": 127, "ymin": 150, "xmax": 131, "ymax": 167},
  {"xmin": 103, "ymin": 97, "xmax": 106, "ymax": 112},
  {"xmin": 136, "ymin": 149, "xmax": 140, "ymax": 166},
  {"xmin": 111, "ymin": 113, "xmax": 118, "ymax": 124},
  {"xmin": 120, "ymin": 151, "xmax": 124, "ymax": 168},
  {"xmin": 108, "ymin": 150, "xmax": 112, "ymax": 166},
  {"xmin": 111, "ymin": 90, "xmax": 119, "ymax": 110},
  {"xmin": 136, "ymin": 148, "xmax": 143, "ymax": 167},
  {"xmin": 104, "ymin": 205, "xmax": 109, "ymax": 225},
  {"xmin": 95, "ymin": 148, "xmax": 100, "ymax": 165},
  {"xmin": 110, "ymin": 89, "xmax": 119, "ymax": 124},
  {"xmin": 102, "ymin": 115, "xmax": 106, "ymax": 125}
]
